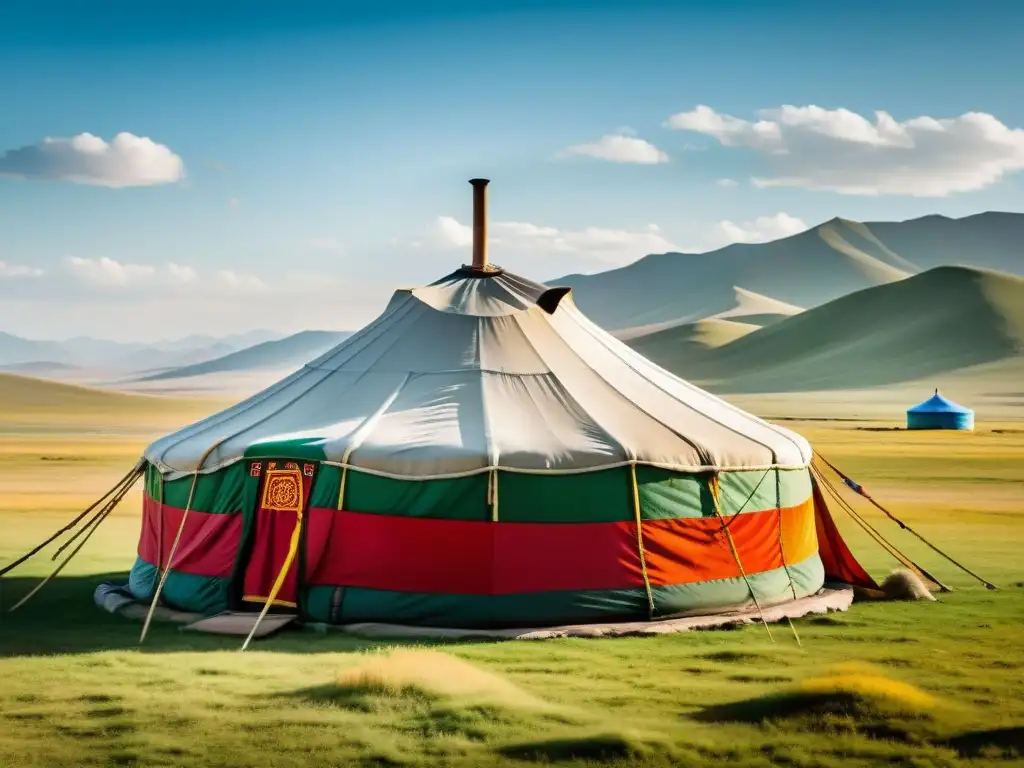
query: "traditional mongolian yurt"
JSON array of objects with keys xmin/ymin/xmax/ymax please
[
  {"xmin": 117, "ymin": 179, "xmax": 877, "ymax": 631},
  {"xmin": 906, "ymin": 389, "xmax": 974, "ymax": 431}
]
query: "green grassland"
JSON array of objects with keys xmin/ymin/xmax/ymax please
[{"xmin": 1, "ymin": 392, "xmax": 1023, "ymax": 767}]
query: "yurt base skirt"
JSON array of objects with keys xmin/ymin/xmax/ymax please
[
  {"xmin": 301, "ymin": 554, "xmax": 824, "ymax": 628},
  {"xmin": 126, "ymin": 553, "xmax": 823, "ymax": 629}
]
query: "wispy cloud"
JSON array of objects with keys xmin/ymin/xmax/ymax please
[
  {"xmin": 709, "ymin": 213, "xmax": 808, "ymax": 247},
  {"xmin": 0, "ymin": 261, "xmax": 44, "ymax": 279},
  {"xmin": 65, "ymin": 256, "xmax": 264, "ymax": 295},
  {"xmin": 559, "ymin": 133, "xmax": 669, "ymax": 165},
  {"xmin": 434, "ymin": 215, "xmax": 677, "ymax": 267}
]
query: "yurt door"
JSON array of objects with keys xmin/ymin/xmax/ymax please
[{"xmin": 241, "ymin": 460, "xmax": 318, "ymax": 611}]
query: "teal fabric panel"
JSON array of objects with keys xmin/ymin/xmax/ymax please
[
  {"xmin": 719, "ymin": 468, "xmax": 812, "ymax": 514},
  {"xmin": 160, "ymin": 571, "xmax": 232, "ymax": 615},
  {"xmin": 132, "ymin": 554, "xmax": 231, "ymax": 614},
  {"xmin": 309, "ymin": 464, "xmax": 342, "ymax": 509},
  {"xmin": 301, "ymin": 585, "xmax": 650, "ymax": 628},
  {"xmin": 635, "ymin": 467, "xmax": 713, "ymax": 519},
  {"xmin": 128, "ymin": 555, "xmax": 157, "ymax": 600},
  {"xmin": 161, "ymin": 462, "xmax": 247, "ymax": 514},
  {"xmin": 498, "ymin": 468, "xmax": 632, "ymax": 522},
  {"xmin": 344, "ymin": 470, "xmax": 489, "ymax": 520},
  {"xmin": 244, "ymin": 438, "xmax": 329, "ymax": 463},
  {"xmin": 635, "ymin": 468, "xmax": 813, "ymax": 520}
]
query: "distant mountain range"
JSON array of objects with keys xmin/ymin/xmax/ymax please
[
  {"xmin": 626, "ymin": 265, "xmax": 1024, "ymax": 393},
  {"xmin": 558, "ymin": 211, "xmax": 1024, "ymax": 331},
  {"xmin": 0, "ymin": 329, "xmax": 284, "ymax": 370},
  {"xmin": 137, "ymin": 330, "xmax": 353, "ymax": 382}
]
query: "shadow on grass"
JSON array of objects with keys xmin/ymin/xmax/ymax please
[
  {"xmin": 496, "ymin": 730, "xmax": 676, "ymax": 763},
  {"xmin": 946, "ymin": 726, "xmax": 1024, "ymax": 759},
  {"xmin": 0, "ymin": 573, "xmax": 438, "ymax": 658},
  {"xmin": 693, "ymin": 683, "xmax": 946, "ymax": 745}
]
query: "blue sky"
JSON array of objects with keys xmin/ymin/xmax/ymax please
[{"xmin": 2, "ymin": 0, "xmax": 1022, "ymax": 341}]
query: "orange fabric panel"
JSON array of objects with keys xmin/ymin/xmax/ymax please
[
  {"xmin": 780, "ymin": 497, "xmax": 818, "ymax": 565},
  {"xmin": 642, "ymin": 507, "xmax": 786, "ymax": 586}
]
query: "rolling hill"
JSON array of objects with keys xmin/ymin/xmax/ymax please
[
  {"xmin": 558, "ymin": 211, "xmax": 1024, "ymax": 331},
  {"xmin": 627, "ymin": 266, "xmax": 1024, "ymax": 393},
  {"xmin": 618, "ymin": 318, "xmax": 761, "ymax": 364},
  {"xmin": 138, "ymin": 330, "xmax": 352, "ymax": 382},
  {"xmin": 614, "ymin": 286, "xmax": 802, "ymax": 342},
  {"xmin": 0, "ymin": 371, "xmax": 224, "ymax": 427}
]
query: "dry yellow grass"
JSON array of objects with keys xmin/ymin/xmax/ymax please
[
  {"xmin": 335, "ymin": 649, "xmax": 552, "ymax": 710},
  {"xmin": 798, "ymin": 673, "xmax": 937, "ymax": 711}
]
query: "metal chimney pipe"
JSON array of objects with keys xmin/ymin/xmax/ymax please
[{"xmin": 469, "ymin": 178, "xmax": 489, "ymax": 270}]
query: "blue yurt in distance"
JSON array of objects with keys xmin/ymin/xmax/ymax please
[{"xmin": 906, "ymin": 389, "xmax": 974, "ymax": 430}]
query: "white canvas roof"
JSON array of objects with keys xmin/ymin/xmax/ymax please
[{"xmin": 144, "ymin": 268, "xmax": 811, "ymax": 480}]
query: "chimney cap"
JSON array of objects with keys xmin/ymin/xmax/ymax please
[{"xmin": 469, "ymin": 178, "xmax": 490, "ymax": 186}]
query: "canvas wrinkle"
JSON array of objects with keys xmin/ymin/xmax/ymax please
[
  {"xmin": 222, "ymin": 308, "xmax": 423, "ymax": 466},
  {"xmin": 152, "ymin": 368, "xmax": 331, "ymax": 479},
  {"xmin": 306, "ymin": 301, "xmax": 428, "ymax": 373},
  {"xmin": 561, "ymin": 305, "xmax": 772, "ymax": 467},
  {"xmin": 476, "ymin": 322, "xmax": 497, "ymax": 470},
  {"xmin": 341, "ymin": 308, "xmax": 480, "ymax": 374},
  {"xmin": 149, "ymin": 296, "xmax": 419, "ymax": 476},
  {"xmin": 522, "ymin": 307, "xmax": 712, "ymax": 466},
  {"xmin": 511, "ymin": 311, "xmax": 637, "ymax": 463},
  {"xmin": 336, "ymin": 373, "xmax": 413, "ymax": 467},
  {"xmin": 564, "ymin": 302, "xmax": 808, "ymax": 464},
  {"xmin": 503, "ymin": 313, "xmax": 630, "ymax": 464},
  {"xmin": 151, "ymin": 290, "xmax": 415, "ymax": 469},
  {"xmin": 348, "ymin": 373, "xmax": 489, "ymax": 474},
  {"xmin": 147, "ymin": 367, "xmax": 311, "ymax": 473},
  {"xmin": 573, "ymin": 301, "xmax": 802, "ymax": 456},
  {"xmin": 484, "ymin": 373, "xmax": 625, "ymax": 470},
  {"xmin": 478, "ymin": 314, "xmax": 550, "ymax": 375}
]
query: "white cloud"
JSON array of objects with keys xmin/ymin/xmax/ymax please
[
  {"xmin": 436, "ymin": 216, "xmax": 474, "ymax": 248},
  {"xmin": 0, "ymin": 261, "xmax": 44, "ymax": 278},
  {"xmin": 665, "ymin": 104, "xmax": 1024, "ymax": 196},
  {"xmin": 716, "ymin": 178, "xmax": 739, "ymax": 187},
  {"xmin": 710, "ymin": 213, "xmax": 808, "ymax": 247},
  {"xmin": 561, "ymin": 133, "xmax": 669, "ymax": 165},
  {"xmin": 228, "ymin": 197, "xmax": 242, "ymax": 210},
  {"xmin": 0, "ymin": 132, "xmax": 185, "ymax": 188},
  {"xmin": 67, "ymin": 256, "xmax": 160, "ymax": 286},
  {"xmin": 65, "ymin": 256, "xmax": 264, "ymax": 295},
  {"xmin": 214, "ymin": 269, "xmax": 266, "ymax": 294},
  {"xmin": 434, "ymin": 215, "xmax": 678, "ymax": 267}
]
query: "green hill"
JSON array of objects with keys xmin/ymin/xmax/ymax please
[
  {"xmin": 627, "ymin": 266, "xmax": 1024, "ymax": 393},
  {"xmin": 625, "ymin": 318, "xmax": 761, "ymax": 363}
]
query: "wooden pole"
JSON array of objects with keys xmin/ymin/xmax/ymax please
[{"xmin": 469, "ymin": 178, "xmax": 489, "ymax": 270}]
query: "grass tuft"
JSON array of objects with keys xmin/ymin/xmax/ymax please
[
  {"xmin": 331, "ymin": 649, "xmax": 551, "ymax": 711},
  {"xmin": 696, "ymin": 671, "xmax": 951, "ymax": 744}
]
